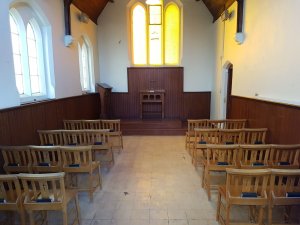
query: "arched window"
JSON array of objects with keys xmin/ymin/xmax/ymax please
[
  {"xmin": 130, "ymin": 0, "xmax": 181, "ymax": 66},
  {"xmin": 9, "ymin": 3, "xmax": 54, "ymax": 103},
  {"xmin": 9, "ymin": 13, "xmax": 24, "ymax": 95},
  {"xmin": 79, "ymin": 37, "xmax": 94, "ymax": 92}
]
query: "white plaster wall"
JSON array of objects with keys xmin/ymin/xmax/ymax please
[
  {"xmin": 0, "ymin": 0, "xmax": 99, "ymax": 109},
  {"xmin": 98, "ymin": 0, "xmax": 215, "ymax": 92},
  {"xmin": 212, "ymin": 0, "xmax": 300, "ymax": 119}
]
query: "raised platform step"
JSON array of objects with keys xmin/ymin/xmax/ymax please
[{"xmin": 121, "ymin": 119, "xmax": 187, "ymax": 135}]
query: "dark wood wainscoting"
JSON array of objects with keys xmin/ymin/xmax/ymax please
[
  {"xmin": 229, "ymin": 96, "xmax": 300, "ymax": 144},
  {"xmin": 109, "ymin": 67, "xmax": 211, "ymax": 120},
  {"xmin": 0, "ymin": 94, "xmax": 100, "ymax": 146}
]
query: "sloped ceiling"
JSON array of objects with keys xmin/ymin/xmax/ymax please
[{"xmin": 72, "ymin": 0, "xmax": 236, "ymax": 24}]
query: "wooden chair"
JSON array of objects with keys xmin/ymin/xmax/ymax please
[
  {"xmin": 269, "ymin": 169, "xmax": 300, "ymax": 225},
  {"xmin": 218, "ymin": 129, "xmax": 243, "ymax": 144},
  {"xmin": 185, "ymin": 119, "xmax": 208, "ymax": 151},
  {"xmin": 238, "ymin": 145, "xmax": 271, "ymax": 168},
  {"xmin": 269, "ymin": 144, "xmax": 300, "ymax": 169},
  {"xmin": 29, "ymin": 145, "xmax": 62, "ymax": 173},
  {"xmin": 1, "ymin": 146, "xmax": 32, "ymax": 173},
  {"xmin": 85, "ymin": 130, "xmax": 114, "ymax": 167},
  {"xmin": 18, "ymin": 172, "xmax": 80, "ymax": 225},
  {"xmin": 243, "ymin": 128, "xmax": 267, "ymax": 144},
  {"xmin": 216, "ymin": 168, "xmax": 270, "ymax": 225},
  {"xmin": 63, "ymin": 119, "xmax": 83, "ymax": 130},
  {"xmin": 192, "ymin": 128, "xmax": 219, "ymax": 167},
  {"xmin": 60, "ymin": 146, "xmax": 102, "ymax": 201},
  {"xmin": 224, "ymin": 119, "xmax": 247, "ymax": 129},
  {"xmin": 101, "ymin": 119, "xmax": 123, "ymax": 153},
  {"xmin": 81, "ymin": 119, "xmax": 102, "ymax": 129},
  {"xmin": 203, "ymin": 144, "xmax": 239, "ymax": 200},
  {"xmin": 0, "ymin": 174, "xmax": 25, "ymax": 225},
  {"xmin": 38, "ymin": 130, "xmax": 64, "ymax": 146}
]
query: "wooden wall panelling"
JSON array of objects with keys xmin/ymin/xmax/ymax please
[
  {"xmin": 229, "ymin": 96, "xmax": 300, "ymax": 144},
  {"xmin": 0, "ymin": 113, "xmax": 11, "ymax": 145},
  {"xmin": 183, "ymin": 92, "xmax": 211, "ymax": 119}
]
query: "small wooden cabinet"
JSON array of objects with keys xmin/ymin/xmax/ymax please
[{"xmin": 140, "ymin": 90, "xmax": 165, "ymax": 119}]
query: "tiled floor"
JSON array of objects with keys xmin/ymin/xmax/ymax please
[{"xmin": 79, "ymin": 136, "xmax": 218, "ymax": 225}]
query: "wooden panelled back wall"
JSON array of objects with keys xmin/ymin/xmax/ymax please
[
  {"xmin": 229, "ymin": 96, "xmax": 300, "ymax": 144},
  {"xmin": 110, "ymin": 67, "xmax": 211, "ymax": 120},
  {"xmin": 0, "ymin": 94, "xmax": 100, "ymax": 146}
]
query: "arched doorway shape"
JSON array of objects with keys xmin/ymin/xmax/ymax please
[{"xmin": 221, "ymin": 61, "xmax": 233, "ymax": 119}]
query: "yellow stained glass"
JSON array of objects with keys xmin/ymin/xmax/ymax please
[
  {"xmin": 132, "ymin": 5, "xmax": 147, "ymax": 65},
  {"xmin": 165, "ymin": 4, "xmax": 180, "ymax": 65}
]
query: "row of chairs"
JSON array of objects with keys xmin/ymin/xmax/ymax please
[
  {"xmin": 1, "ymin": 145, "xmax": 101, "ymax": 201},
  {"xmin": 217, "ymin": 168, "xmax": 300, "ymax": 225},
  {"xmin": 38, "ymin": 129, "xmax": 114, "ymax": 165},
  {"xmin": 63, "ymin": 119, "xmax": 123, "ymax": 150},
  {"xmin": 186, "ymin": 119, "xmax": 247, "ymax": 150},
  {"xmin": 0, "ymin": 172, "xmax": 80, "ymax": 225},
  {"xmin": 198, "ymin": 144, "xmax": 300, "ymax": 200},
  {"xmin": 190, "ymin": 128, "xmax": 267, "ymax": 156}
]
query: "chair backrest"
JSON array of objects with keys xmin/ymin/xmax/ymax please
[
  {"xmin": 225, "ymin": 168, "xmax": 270, "ymax": 199},
  {"xmin": 84, "ymin": 129, "xmax": 110, "ymax": 146},
  {"xmin": 62, "ymin": 130, "xmax": 86, "ymax": 146},
  {"xmin": 270, "ymin": 144, "xmax": 300, "ymax": 168},
  {"xmin": 29, "ymin": 146, "xmax": 62, "ymax": 172},
  {"xmin": 207, "ymin": 120, "xmax": 225, "ymax": 129},
  {"xmin": 38, "ymin": 130, "xmax": 64, "ymax": 146},
  {"xmin": 101, "ymin": 119, "xmax": 121, "ymax": 132},
  {"xmin": 270, "ymin": 169, "xmax": 300, "ymax": 198},
  {"xmin": 218, "ymin": 129, "xmax": 243, "ymax": 144},
  {"xmin": 60, "ymin": 146, "xmax": 93, "ymax": 167},
  {"xmin": 81, "ymin": 120, "xmax": 102, "ymax": 129},
  {"xmin": 18, "ymin": 172, "xmax": 65, "ymax": 204},
  {"xmin": 194, "ymin": 128, "xmax": 219, "ymax": 144},
  {"xmin": 0, "ymin": 174, "xmax": 22, "ymax": 204},
  {"xmin": 187, "ymin": 119, "xmax": 208, "ymax": 132},
  {"xmin": 242, "ymin": 128, "xmax": 267, "ymax": 144},
  {"xmin": 63, "ymin": 120, "xmax": 83, "ymax": 130},
  {"xmin": 224, "ymin": 119, "xmax": 247, "ymax": 129},
  {"xmin": 1, "ymin": 146, "xmax": 32, "ymax": 173},
  {"xmin": 238, "ymin": 145, "xmax": 271, "ymax": 168},
  {"xmin": 205, "ymin": 144, "xmax": 239, "ymax": 166}
]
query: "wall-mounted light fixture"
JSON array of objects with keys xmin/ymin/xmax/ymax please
[{"xmin": 78, "ymin": 12, "xmax": 89, "ymax": 23}]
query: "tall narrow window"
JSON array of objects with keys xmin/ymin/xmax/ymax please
[
  {"xmin": 81, "ymin": 42, "xmax": 90, "ymax": 91},
  {"xmin": 9, "ymin": 4, "xmax": 54, "ymax": 103},
  {"xmin": 164, "ymin": 3, "xmax": 180, "ymax": 65},
  {"xmin": 9, "ymin": 14, "xmax": 24, "ymax": 95},
  {"xmin": 132, "ymin": 4, "xmax": 147, "ymax": 65},
  {"xmin": 130, "ymin": 0, "xmax": 181, "ymax": 66},
  {"xmin": 27, "ymin": 22, "xmax": 40, "ymax": 94}
]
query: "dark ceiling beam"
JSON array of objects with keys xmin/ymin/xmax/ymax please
[{"xmin": 64, "ymin": 0, "xmax": 73, "ymax": 35}]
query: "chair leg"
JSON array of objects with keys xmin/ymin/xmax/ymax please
[
  {"xmin": 225, "ymin": 205, "xmax": 231, "ymax": 225},
  {"xmin": 19, "ymin": 208, "xmax": 26, "ymax": 225},
  {"xmin": 63, "ymin": 209, "xmax": 68, "ymax": 225},
  {"xmin": 98, "ymin": 166, "xmax": 102, "ymax": 189},
  {"xmin": 75, "ymin": 194, "xmax": 81, "ymax": 225},
  {"xmin": 257, "ymin": 206, "xmax": 264, "ymax": 225},
  {"xmin": 205, "ymin": 169, "xmax": 211, "ymax": 201},
  {"xmin": 216, "ymin": 190, "xmax": 221, "ymax": 221},
  {"xmin": 29, "ymin": 211, "xmax": 35, "ymax": 225},
  {"xmin": 268, "ymin": 204, "xmax": 273, "ymax": 225},
  {"xmin": 201, "ymin": 165, "xmax": 205, "ymax": 188},
  {"xmin": 89, "ymin": 171, "xmax": 94, "ymax": 201}
]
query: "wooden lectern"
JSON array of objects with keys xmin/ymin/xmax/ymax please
[
  {"xmin": 96, "ymin": 83, "xmax": 112, "ymax": 119},
  {"xmin": 140, "ymin": 90, "xmax": 165, "ymax": 119}
]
